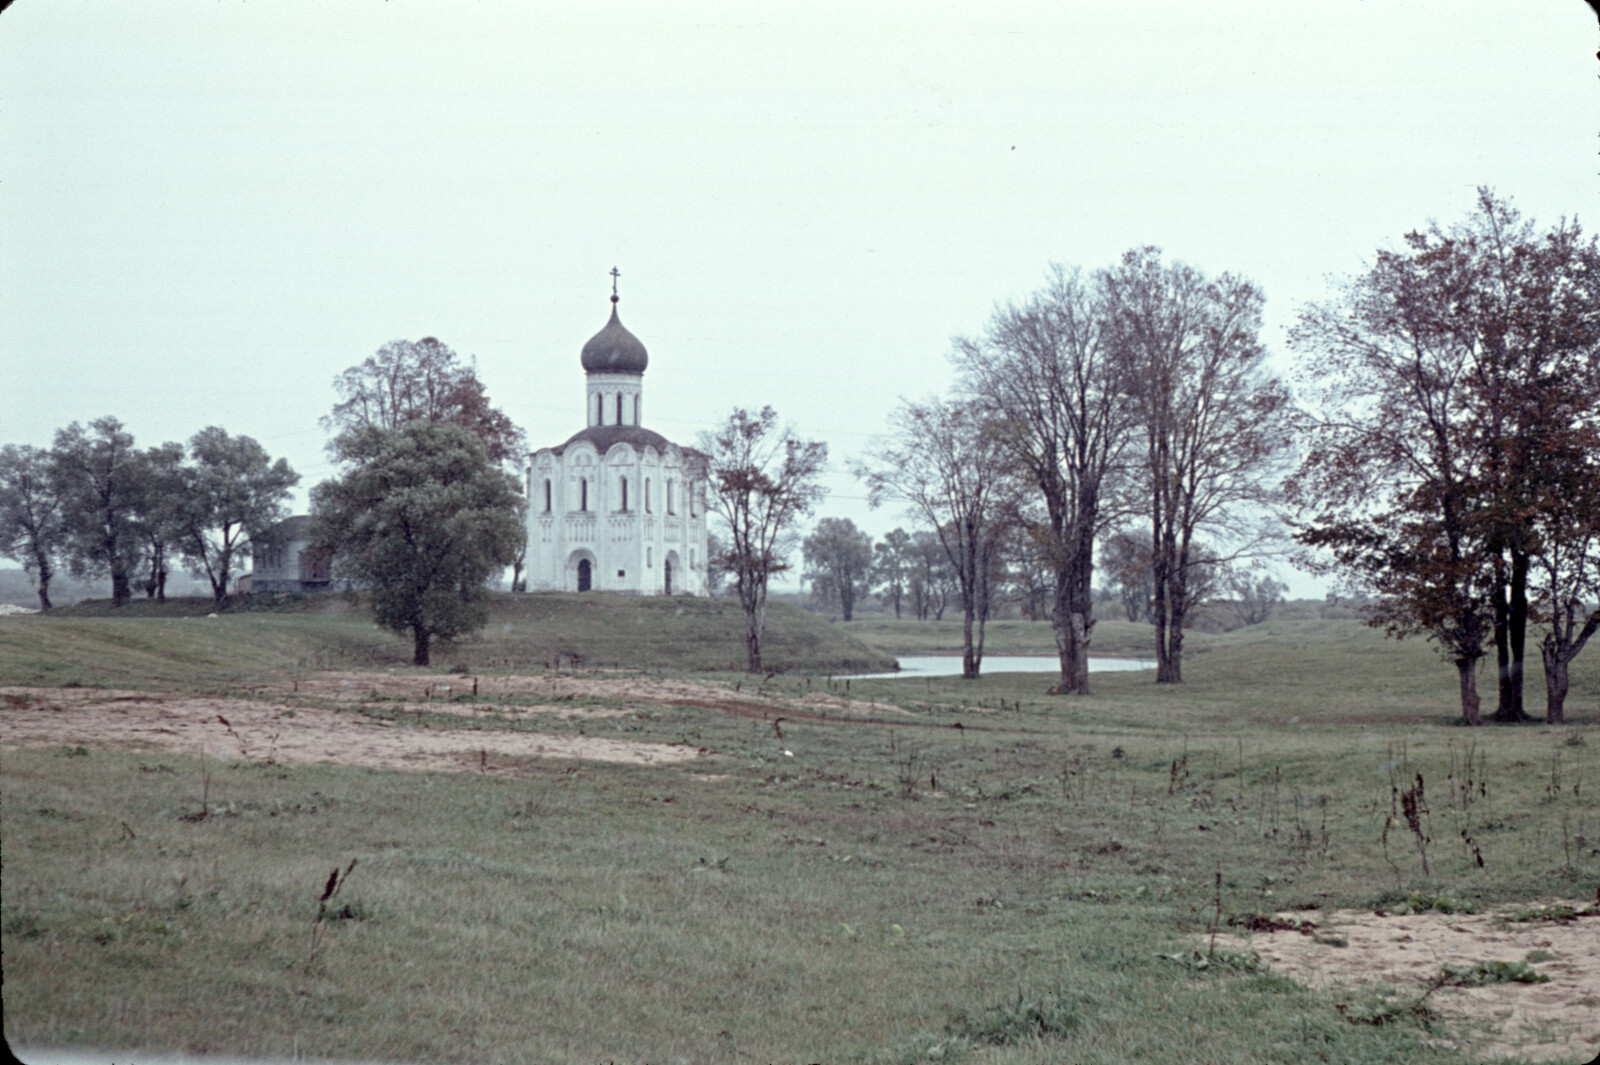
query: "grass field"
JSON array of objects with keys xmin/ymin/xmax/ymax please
[
  {"xmin": 2, "ymin": 601, "xmax": 1598, "ymax": 1064},
  {"xmin": 0, "ymin": 592, "xmax": 896, "ymax": 686}
]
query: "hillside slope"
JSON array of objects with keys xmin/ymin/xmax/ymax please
[{"xmin": 0, "ymin": 592, "xmax": 894, "ymax": 687}]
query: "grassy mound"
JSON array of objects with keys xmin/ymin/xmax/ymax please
[{"xmin": 0, "ymin": 592, "xmax": 893, "ymax": 687}]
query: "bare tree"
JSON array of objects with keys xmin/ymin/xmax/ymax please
[
  {"xmin": 958, "ymin": 265, "xmax": 1135, "ymax": 693},
  {"xmin": 857, "ymin": 398, "xmax": 1013, "ymax": 678},
  {"xmin": 802, "ymin": 517, "xmax": 874, "ymax": 620},
  {"xmin": 1105, "ymin": 248, "xmax": 1294, "ymax": 683},
  {"xmin": 0, "ymin": 444, "xmax": 66, "ymax": 610},
  {"xmin": 701, "ymin": 407, "xmax": 828, "ymax": 672}
]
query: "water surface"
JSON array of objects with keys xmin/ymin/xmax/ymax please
[{"xmin": 840, "ymin": 654, "xmax": 1155, "ymax": 680}]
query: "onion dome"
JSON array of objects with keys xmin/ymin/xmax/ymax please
[{"xmin": 580, "ymin": 304, "xmax": 649, "ymax": 375}]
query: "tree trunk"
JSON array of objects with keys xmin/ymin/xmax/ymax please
[
  {"xmin": 1541, "ymin": 637, "xmax": 1568, "ymax": 727},
  {"xmin": 413, "ymin": 626, "xmax": 431, "ymax": 667},
  {"xmin": 1490, "ymin": 552, "xmax": 1531, "ymax": 722},
  {"xmin": 742, "ymin": 578, "xmax": 766, "ymax": 673},
  {"xmin": 1161, "ymin": 599, "xmax": 1186, "ymax": 683},
  {"xmin": 961, "ymin": 601, "xmax": 980, "ymax": 679},
  {"xmin": 111, "ymin": 568, "xmax": 131, "ymax": 607},
  {"xmin": 1152, "ymin": 568, "xmax": 1176, "ymax": 682},
  {"xmin": 745, "ymin": 615, "xmax": 763, "ymax": 673},
  {"xmin": 1492, "ymin": 574, "xmax": 1512, "ymax": 715},
  {"xmin": 35, "ymin": 578, "xmax": 52, "ymax": 611},
  {"xmin": 1050, "ymin": 559, "xmax": 1082, "ymax": 693},
  {"xmin": 1456, "ymin": 657, "xmax": 1483, "ymax": 726},
  {"xmin": 1542, "ymin": 610, "xmax": 1600, "ymax": 725},
  {"xmin": 1508, "ymin": 549, "xmax": 1529, "ymax": 720}
]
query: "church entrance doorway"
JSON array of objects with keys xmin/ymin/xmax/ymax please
[
  {"xmin": 577, "ymin": 559, "xmax": 592, "ymax": 592},
  {"xmin": 663, "ymin": 558, "xmax": 673, "ymax": 595}
]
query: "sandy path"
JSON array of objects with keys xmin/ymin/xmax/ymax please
[
  {"xmin": 1211, "ymin": 907, "xmax": 1600, "ymax": 1061},
  {"xmin": 0, "ymin": 686, "xmax": 698, "ymax": 771}
]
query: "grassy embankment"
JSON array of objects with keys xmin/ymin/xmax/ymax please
[
  {"xmin": 2, "ymin": 602, "xmax": 1598, "ymax": 1064},
  {"xmin": 0, "ymin": 592, "xmax": 896, "ymax": 686}
]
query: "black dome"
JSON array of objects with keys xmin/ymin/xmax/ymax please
[{"xmin": 580, "ymin": 306, "xmax": 648, "ymax": 375}]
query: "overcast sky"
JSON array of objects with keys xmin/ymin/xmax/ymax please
[{"xmin": 2, "ymin": 1, "xmax": 1595, "ymax": 598}]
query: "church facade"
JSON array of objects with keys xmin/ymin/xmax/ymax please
[{"xmin": 523, "ymin": 289, "xmax": 709, "ymax": 595}]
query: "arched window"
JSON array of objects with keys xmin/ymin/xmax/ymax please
[
  {"xmin": 595, "ymin": 393, "xmax": 603, "ymax": 426},
  {"xmin": 616, "ymin": 393, "xmax": 624, "ymax": 425},
  {"xmin": 647, "ymin": 547, "xmax": 653, "ymax": 567},
  {"xmin": 687, "ymin": 480, "xmax": 696, "ymax": 517},
  {"xmin": 644, "ymin": 477, "xmax": 652, "ymax": 513},
  {"xmin": 580, "ymin": 478, "xmax": 588, "ymax": 512},
  {"xmin": 666, "ymin": 479, "xmax": 675, "ymax": 515},
  {"xmin": 543, "ymin": 479, "xmax": 552, "ymax": 512},
  {"xmin": 633, "ymin": 395, "xmax": 640, "ymax": 425},
  {"xmin": 620, "ymin": 477, "xmax": 628, "ymax": 512}
]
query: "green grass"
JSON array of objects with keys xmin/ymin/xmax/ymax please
[
  {"xmin": 0, "ymin": 592, "xmax": 894, "ymax": 687},
  {"xmin": 3, "ymin": 612, "xmax": 1598, "ymax": 1063}
]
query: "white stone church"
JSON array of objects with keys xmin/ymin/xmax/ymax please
[{"xmin": 523, "ymin": 287, "xmax": 709, "ymax": 595}]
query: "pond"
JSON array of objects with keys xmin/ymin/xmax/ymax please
[{"xmin": 838, "ymin": 654, "xmax": 1156, "ymax": 680}]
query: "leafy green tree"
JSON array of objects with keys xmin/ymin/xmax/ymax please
[
  {"xmin": 311, "ymin": 422, "xmax": 524, "ymax": 666},
  {"xmin": 50, "ymin": 417, "xmax": 144, "ymax": 606},
  {"xmin": 132, "ymin": 442, "xmax": 187, "ymax": 602},
  {"xmin": 802, "ymin": 517, "xmax": 874, "ymax": 620},
  {"xmin": 873, "ymin": 527, "xmax": 914, "ymax": 619},
  {"xmin": 177, "ymin": 427, "xmax": 299, "ymax": 606},
  {"xmin": 0, "ymin": 444, "xmax": 66, "ymax": 609},
  {"xmin": 909, "ymin": 529, "xmax": 955, "ymax": 620}
]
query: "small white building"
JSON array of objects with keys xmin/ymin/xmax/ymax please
[
  {"xmin": 524, "ymin": 290, "xmax": 709, "ymax": 595},
  {"xmin": 249, "ymin": 515, "xmax": 344, "ymax": 593}
]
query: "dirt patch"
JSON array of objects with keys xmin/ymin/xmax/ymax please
[
  {"xmin": 239, "ymin": 670, "xmax": 905, "ymax": 717},
  {"xmin": 0, "ymin": 686, "xmax": 697, "ymax": 772},
  {"xmin": 1211, "ymin": 906, "xmax": 1600, "ymax": 1061}
]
